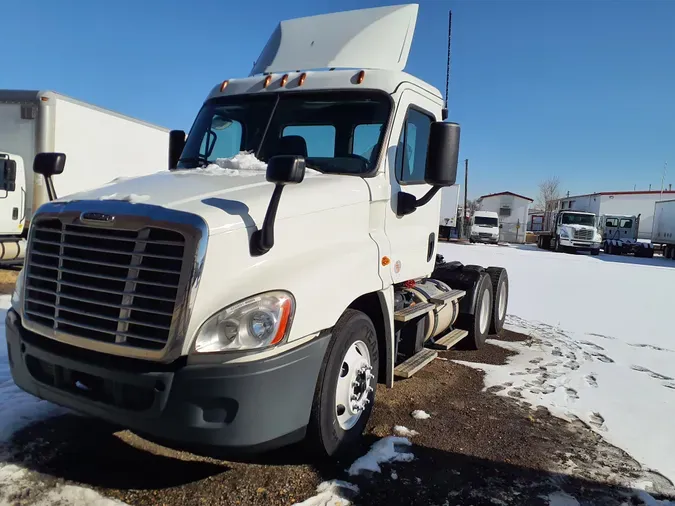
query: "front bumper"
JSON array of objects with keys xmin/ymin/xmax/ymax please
[
  {"xmin": 6, "ymin": 309, "xmax": 330, "ymax": 453},
  {"xmin": 559, "ymin": 238, "xmax": 601, "ymax": 250},
  {"xmin": 471, "ymin": 234, "xmax": 499, "ymax": 244}
]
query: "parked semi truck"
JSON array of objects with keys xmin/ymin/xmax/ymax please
[
  {"xmin": 536, "ymin": 210, "xmax": 601, "ymax": 255},
  {"xmin": 7, "ymin": 4, "xmax": 510, "ymax": 457},
  {"xmin": 652, "ymin": 199, "xmax": 675, "ymax": 259},
  {"xmin": 0, "ymin": 90, "xmax": 170, "ymax": 265},
  {"xmin": 600, "ymin": 214, "xmax": 654, "ymax": 257}
]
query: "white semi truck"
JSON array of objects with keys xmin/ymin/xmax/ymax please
[
  {"xmin": 0, "ymin": 90, "xmax": 170, "ymax": 265},
  {"xmin": 652, "ymin": 199, "xmax": 675, "ymax": 259},
  {"xmin": 7, "ymin": 4, "xmax": 510, "ymax": 457},
  {"xmin": 536, "ymin": 210, "xmax": 602, "ymax": 255}
]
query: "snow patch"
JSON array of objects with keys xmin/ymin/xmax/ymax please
[
  {"xmin": 439, "ymin": 242, "xmax": 675, "ymax": 487},
  {"xmin": 98, "ymin": 193, "xmax": 150, "ymax": 204},
  {"xmin": 291, "ymin": 480, "xmax": 359, "ymax": 506},
  {"xmin": 347, "ymin": 436, "xmax": 414, "ymax": 476},
  {"xmin": 411, "ymin": 410, "xmax": 431, "ymax": 420},
  {"xmin": 545, "ymin": 491, "xmax": 580, "ymax": 506},
  {"xmin": 34, "ymin": 485, "xmax": 128, "ymax": 505},
  {"xmin": 393, "ymin": 425, "xmax": 419, "ymax": 437}
]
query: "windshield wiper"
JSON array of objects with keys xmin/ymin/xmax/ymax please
[{"xmin": 177, "ymin": 156, "xmax": 210, "ymax": 168}]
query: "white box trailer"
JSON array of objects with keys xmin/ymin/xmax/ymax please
[
  {"xmin": 652, "ymin": 199, "xmax": 675, "ymax": 259},
  {"xmin": 0, "ymin": 90, "xmax": 170, "ymax": 264},
  {"xmin": 438, "ymin": 184, "xmax": 460, "ymax": 239}
]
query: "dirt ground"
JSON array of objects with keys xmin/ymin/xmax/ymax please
[
  {"xmin": 4, "ymin": 328, "xmax": 671, "ymax": 506},
  {"xmin": 0, "ymin": 269, "xmax": 18, "ymax": 295}
]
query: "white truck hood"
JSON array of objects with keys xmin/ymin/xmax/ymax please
[
  {"xmin": 59, "ymin": 166, "xmax": 370, "ymax": 235},
  {"xmin": 250, "ymin": 4, "xmax": 418, "ymax": 74}
]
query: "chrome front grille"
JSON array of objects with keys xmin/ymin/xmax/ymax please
[
  {"xmin": 573, "ymin": 229, "xmax": 594, "ymax": 241},
  {"xmin": 24, "ymin": 219, "xmax": 186, "ymax": 351}
]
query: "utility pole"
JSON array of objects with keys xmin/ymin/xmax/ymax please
[
  {"xmin": 463, "ymin": 159, "xmax": 469, "ymax": 239},
  {"xmin": 660, "ymin": 161, "xmax": 668, "ymax": 201}
]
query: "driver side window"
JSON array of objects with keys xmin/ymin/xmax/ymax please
[
  {"xmin": 395, "ymin": 108, "xmax": 433, "ymax": 184},
  {"xmin": 199, "ymin": 119, "xmax": 243, "ymax": 160}
]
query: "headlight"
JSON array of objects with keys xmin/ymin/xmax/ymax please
[
  {"xmin": 11, "ymin": 268, "xmax": 24, "ymax": 312},
  {"xmin": 194, "ymin": 291, "xmax": 294, "ymax": 353},
  {"xmin": 593, "ymin": 232, "xmax": 602, "ymax": 242},
  {"xmin": 559, "ymin": 228, "xmax": 570, "ymax": 238}
]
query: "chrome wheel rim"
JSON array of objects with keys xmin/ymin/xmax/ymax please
[
  {"xmin": 335, "ymin": 340, "xmax": 373, "ymax": 430},
  {"xmin": 498, "ymin": 281, "xmax": 507, "ymax": 320},
  {"xmin": 479, "ymin": 288, "xmax": 491, "ymax": 335}
]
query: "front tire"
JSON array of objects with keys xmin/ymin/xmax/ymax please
[
  {"xmin": 486, "ymin": 267, "xmax": 508, "ymax": 334},
  {"xmin": 307, "ymin": 309, "xmax": 378, "ymax": 457},
  {"xmin": 456, "ymin": 272, "xmax": 494, "ymax": 350}
]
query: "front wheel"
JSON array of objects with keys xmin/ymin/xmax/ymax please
[
  {"xmin": 554, "ymin": 236, "xmax": 562, "ymax": 252},
  {"xmin": 307, "ymin": 309, "xmax": 378, "ymax": 457},
  {"xmin": 591, "ymin": 249, "xmax": 600, "ymax": 256}
]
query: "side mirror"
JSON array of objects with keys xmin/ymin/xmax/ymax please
[
  {"xmin": 34, "ymin": 152, "xmax": 66, "ymax": 201},
  {"xmin": 0, "ymin": 158, "xmax": 17, "ymax": 192},
  {"xmin": 424, "ymin": 121, "xmax": 460, "ymax": 186},
  {"xmin": 266, "ymin": 155, "xmax": 306, "ymax": 185},
  {"xmin": 250, "ymin": 155, "xmax": 306, "ymax": 256},
  {"xmin": 396, "ymin": 121, "xmax": 461, "ymax": 217},
  {"xmin": 169, "ymin": 129, "xmax": 186, "ymax": 170}
]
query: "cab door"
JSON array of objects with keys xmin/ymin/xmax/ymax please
[{"xmin": 383, "ymin": 88, "xmax": 442, "ymax": 283}]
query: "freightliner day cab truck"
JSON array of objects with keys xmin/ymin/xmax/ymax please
[
  {"xmin": 536, "ymin": 210, "xmax": 602, "ymax": 255},
  {"xmin": 7, "ymin": 4, "xmax": 510, "ymax": 457},
  {"xmin": 0, "ymin": 90, "xmax": 170, "ymax": 265}
]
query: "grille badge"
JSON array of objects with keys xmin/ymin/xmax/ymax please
[{"xmin": 80, "ymin": 212, "xmax": 115, "ymax": 224}]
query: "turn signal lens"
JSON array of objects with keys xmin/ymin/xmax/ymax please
[{"xmin": 219, "ymin": 80, "xmax": 229, "ymax": 92}]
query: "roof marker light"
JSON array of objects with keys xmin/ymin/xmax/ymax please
[
  {"xmin": 298, "ymin": 73, "xmax": 307, "ymax": 86},
  {"xmin": 280, "ymin": 74, "xmax": 289, "ymax": 87},
  {"xmin": 220, "ymin": 80, "xmax": 229, "ymax": 92},
  {"xmin": 264, "ymin": 74, "xmax": 272, "ymax": 88},
  {"xmin": 356, "ymin": 70, "xmax": 366, "ymax": 84}
]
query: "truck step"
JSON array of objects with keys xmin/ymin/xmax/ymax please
[
  {"xmin": 394, "ymin": 301, "xmax": 435, "ymax": 322},
  {"xmin": 394, "ymin": 348, "xmax": 438, "ymax": 378},
  {"xmin": 428, "ymin": 328, "xmax": 469, "ymax": 350},
  {"xmin": 429, "ymin": 289, "xmax": 465, "ymax": 306}
]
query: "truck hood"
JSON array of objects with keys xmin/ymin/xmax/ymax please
[{"xmin": 59, "ymin": 165, "xmax": 370, "ymax": 235}]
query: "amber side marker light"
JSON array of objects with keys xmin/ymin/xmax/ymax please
[
  {"xmin": 280, "ymin": 74, "xmax": 289, "ymax": 87},
  {"xmin": 356, "ymin": 70, "xmax": 366, "ymax": 84},
  {"xmin": 381, "ymin": 256, "xmax": 390, "ymax": 266},
  {"xmin": 264, "ymin": 75, "xmax": 272, "ymax": 88},
  {"xmin": 298, "ymin": 72, "xmax": 307, "ymax": 86},
  {"xmin": 220, "ymin": 80, "xmax": 229, "ymax": 92}
]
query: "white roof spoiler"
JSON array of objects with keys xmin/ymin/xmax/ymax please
[{"xmin": 250, "ymin": 4, "xmax": 419, "ymax": 75}]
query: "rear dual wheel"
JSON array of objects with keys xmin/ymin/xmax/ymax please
[{"xmin": 456, "ymin": 270, "xmax": 494, "ymax": 350}]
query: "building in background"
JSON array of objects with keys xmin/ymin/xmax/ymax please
[
  {"xmin": 556, "ymin": 190, "xmax": 675, "ymax": 240},
  {"xmin": 477, "ymin": 191, "xmax": 533, "ymax": 243}
]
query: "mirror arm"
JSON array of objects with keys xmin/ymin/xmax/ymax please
[
  {"xmin": 397, "ymin": 186, "xmax": 442, "ymax": 217},
  {"xmin": 250, "ymin": 185, "xmax": 284, "ymax": 256},
  {"xmin": 45, "ymin": 176, "xmax": 57, "ymax": 201}
]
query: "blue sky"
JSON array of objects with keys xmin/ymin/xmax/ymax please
[{"xmin": 4, "ymin": 0, "xmax": 674, "ymax": 200}]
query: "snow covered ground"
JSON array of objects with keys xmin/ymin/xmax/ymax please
[
  {"xmin": 0, "ymin": 295, "xmax": 124, "ymax": 506},
  {"xmin": 440, "ymin": 242, "xmax": 675, "ymax": 497}
]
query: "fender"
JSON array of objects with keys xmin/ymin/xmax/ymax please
[
  {"xmin": 431, "ymin": 262, "xmax": 484, "ymax": 316},
  {"xmin": 376, "ymin": 287, "xmax": 396, "ymax": 388}
]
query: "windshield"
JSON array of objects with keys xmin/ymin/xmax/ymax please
[
  {"xmin": 178, "ymin": 91, "xmax": 391, "ymax": 175},
  {"xmin": 561, "ymin": 213, "xmax": 595, "ymax": 227},
  {"xmin": 474, "ymin": 216, "xmax": 499, "ymax": 227}
]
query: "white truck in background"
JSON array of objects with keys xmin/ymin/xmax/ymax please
[
  {"xmin": 0, "ymin": 90, "xmax": 170, "ymax": 265},
  {"xmin": 600, "ymin": 214, "xmax": 654, "ymax": 257},
  {"xmin": 8, "ymin": 4, "xmax": 511, "ymax": 458},
  {"xmin": 438, "ymin": 184, "xmax": 460, "ymax": 240},
  {"xmin": 652, "ymin": 199, "xmax": 675, "ymax": 259},
  {"xmin": 469, "ymin": 210, "xmax": 500, "ymax": 244},
  {"xmin": 536, "ymin": 210, "xmax": 602, "ymax": 255}
]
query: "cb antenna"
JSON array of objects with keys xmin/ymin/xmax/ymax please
[{"xmin": 442, "ymin": 9, "xmax": 452, "ymax": 121}]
